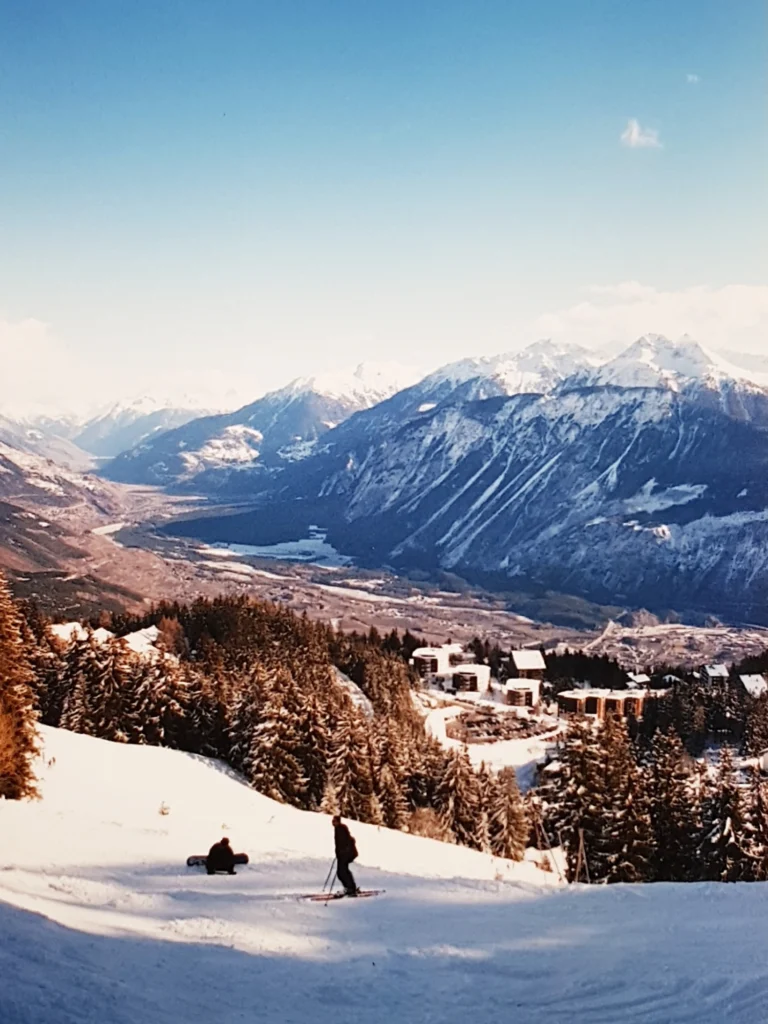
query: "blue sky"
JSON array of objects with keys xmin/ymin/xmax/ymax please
[{"xmin": 1, "ymin": 0, "xmax": 765, "ymax": 412}]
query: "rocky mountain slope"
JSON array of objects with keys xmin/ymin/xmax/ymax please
[
  {"xmin": 166, "ymin": 336, "xmax": 768, "ymax": 622},
  {"xmin": 103, "ymin": 362, "xmax": 419, "ymax": 489},
  {"xmin": 0, "ymin": 416, "xmax": 93, "ymax": 471}
]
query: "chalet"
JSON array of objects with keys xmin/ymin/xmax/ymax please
[
  {"xmin": 626, "ymin": 672, "xmax": 651, "ymax": 688},
  {"xmin": 740, "ymin": 674, "xmax": 768, "ymax": 699},
  {"xmin": 703, "ymin": 664, "xmax": 729, "ymax": 685},
  {"xmin": 556, "ymin": 687, "xmax": 664, "ymax": 722},
  {"xmin": 505, "ymin": 677, "xmax": 541, "ymax": 708},
  {"xmin": 509, "ymin": 649, "xmax": 546, "ymax": 680},
  {"xmin": 410, "ymin": 643, "xmax": 465, "ymax": 678},
  {"xmin": 451, "ymin": 664, "xmax": 491, "ymax": 693}
]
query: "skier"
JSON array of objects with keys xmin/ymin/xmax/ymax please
[
  {"xmin": 332, "ymin": 815, "xmax": 359, "ymax": 896},
  {"xmin": 206, "ymin": 836, "xmax": 236, "ymax": 875}
]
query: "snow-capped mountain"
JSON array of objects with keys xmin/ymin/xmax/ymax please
[
  {"xmin": 167, "ymin": 335, "xmax": 768, "ymax": 622},
  {"xmin": 0, "ymin": 415, "xmax": 93, "ymax": 472},
  {"xmin": 588, "ymin": 333, "xmax": 768, "ymax": 393},
  {"xmin": 422, "ymin": 340, "xmax": 600, "ymax": 397},
  {"xmin": 102, "ymin": 362, "xmax": 420, "ymax": 489},
  {"xmin": 71, "ymin": 396, "xmax": 219, "ymax": 459}
]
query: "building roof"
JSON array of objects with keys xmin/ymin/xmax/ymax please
[
  {"xmin": 411, "ymin": 647, "xmax": 443, "ymax": 659},
  {"xmin": 627, "ymin": 672, "xmax": 651, "ymax": 685},
  {"xmin": 704, "ymin": 664, "xmax": 729, "ymax": 679},
  {"xmin": 505, "ymin": 678, "xmax": 540, "ymax": 690},
  {"xmin": 557, "ymin": 688, "xmax": 666, "ymax": 701},
  {"xmin": 740, "ymin": 674, "xmax": 768, "ymax": 699},
  {"xmin": 453, "ymin": 663, "xmax": 490, "ymax": 675},
  {"xmin": 510, "ymin": 649, "xmax": 546, "ymax": 671}
]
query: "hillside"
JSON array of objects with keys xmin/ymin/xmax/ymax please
[{"xmin": 3, "ymin": 726, "xmax": 768, "ymax": 1024}]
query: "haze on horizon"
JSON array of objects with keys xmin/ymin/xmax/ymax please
[{"xmin": 1, "ymin": 0, "xmax": 765, "ymax": 416}]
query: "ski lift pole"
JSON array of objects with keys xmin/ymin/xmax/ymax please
[{"xmin": 532, "ymin": 801, "xmax": 564, "ymax": 884}]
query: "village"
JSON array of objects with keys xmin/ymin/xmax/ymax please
[{"xmin": 407, "ymin": 639, "xmax": 768, "ymax": 777}]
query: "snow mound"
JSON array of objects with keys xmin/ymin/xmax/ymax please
[{"xmin": 2, "ymin": 727, "xmax": 768, "ymax": 1023}]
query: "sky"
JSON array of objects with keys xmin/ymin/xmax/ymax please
[{"xmin": 0, "ymin": 0, "xmax": 766, "ymax": 415}]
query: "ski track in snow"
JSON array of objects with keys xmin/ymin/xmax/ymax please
[{"xmin": 2, "ymin": 726, "xmax": 768, "ymax": 1024}]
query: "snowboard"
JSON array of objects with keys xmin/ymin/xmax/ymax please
[
  {"xmin": 301, "ymin": 889, "xmax": 385, "ymax": 902},
  {"xmin": 186, "ymin": 853, "xmax": 249, "ymax": 868}
]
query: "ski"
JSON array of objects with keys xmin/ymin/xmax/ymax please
[{"xmin": 301, "ymin": 889, "xmax": 385, "ymax": 902}]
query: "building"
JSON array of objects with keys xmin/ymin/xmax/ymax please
[
  {"xmin": 451, "ymin": 664, "xmax": 491, "ymax": 693},
  {"xmin": 556, "ymin": 687, "xmax": 664, "ymax": 721},
  {"xmin": 703, "ymin": 664, "xmax": 729, "ymax": 685},
  {"xmin": 508, "ymin": 649, "xmax": 546, "ymax": 679},
  {"xmin": 505, "ymin": 677, "xmax": 541, "ymax": 708},
  {"xmin": 740, "ymin": 674, "xmax": 768, "ymax": 699},
  {"xmin": 626, "ymin": 672, "xmax": 651, "ymax": 688},
  {"xmin": 410, "ymin": 643, "xmax": 464, "ymax": 678}
]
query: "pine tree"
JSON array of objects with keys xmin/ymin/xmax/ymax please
[
  {"xmin": 742, "ymin": 766, "xmax": 768, "ymax": 881},
  {"xmin": 647, "ymin": 728, "xmax": 701, "ymax": 881},
  {"xmin": 435, "ymin": 748, "xmax": 485, "ymax": 849},
  {"xmin": 325, "ymin": 705, "xmax": 382, "ymax": 824},
  {"xmin": 600, "ymin": 716, "xmax": 654, "ymax": 883},
  {"xmin": 245, "ymin": 671, "xmax": 307, "ymax": 805},
  {"xmin": 744, "ymin": 695, "xmax": 768, "ymax": 756},
  {"xmin": 700, "ymin": 747, "xmax": 752, "ymax": 882},
  {"xmin": 488, "ymin": 767, "xmax": 528, "ymax": 861},
  {"xmin": 0, "ymin": 572, "xmax": 38, "ymax": 799},
  {"xmin": 79, "ymin": 639, "xmax": 132, "ymax": 742}
]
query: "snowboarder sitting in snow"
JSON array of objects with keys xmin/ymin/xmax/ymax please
[
  {"xmin": 206, "ymin": 836, "xmax": 236, "ymax": 875},
  {"xmin": 332, "ymin": 815, "xmax": 359, "ymax": 896}
]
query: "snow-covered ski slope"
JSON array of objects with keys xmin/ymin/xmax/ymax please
[{"xmin": 2, "ymin": 728, "xmax": 768, "ymax": 1024}]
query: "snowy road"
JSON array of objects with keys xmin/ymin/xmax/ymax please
[{"xmin": 2, "ymin": 728, "xmax": 768, "ymax": 1024}]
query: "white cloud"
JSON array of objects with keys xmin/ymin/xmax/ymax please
[
  {"xmin": 620, "ymin": 118, "xmax": 662, "ymax": 149},
  {"xmin": 531, "ymin": 282, "xmax": 768, "ymax": 354},
  {"xmin": 686, "ymin": 73, "xmax": 700, "ymax": 84}
]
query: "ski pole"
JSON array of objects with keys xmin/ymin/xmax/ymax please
[{"xmin": 323, "ymin": 858, "xmax": 337, "ymax": 892}]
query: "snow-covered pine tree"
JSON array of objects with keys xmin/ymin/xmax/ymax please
[
  {"xmin": 488, "ymin": 767, "xmax": 528, "ymax": 861},
  {"xmin": 599, "ymin": 715, "xmax": 654, "ymax": 883},
  {"xmin": 379, "ymin": 762, "xmax": 410, "ymax": 830},
  {"xmin": 435, "ymin": 747, "xmax": 485, "ymax": 850},
  {"xmin": 375, "ymin": 722, "xmax": 410, "ymax": 830},
  {"xmin": 325, "ymin": 704, "xmax": 382, "ymax": 824},
  {"xmin": 227, "ymin": 664, "xmax": 270, "ymax": 776},
  {"xmin": 744, "ymin": 694, "xmax": 768, "ymax": 756},
  {"xmin": 647, "ymin": 728, "xmax": 701, "ymax": 881},
  {"xmin": 290, "ymin": 687, "xmax": 329, "ymax": 810},
  {"xmin": 540, "ymin": 717, "xmax": 602, "ymax": 881},
  {"xmin": 739, "ymin": 765, "xmax": 768, "ymax": 881},
  {"xmin": 245, "ymin": 669, "xmax": 307, "ymax": 805},
  {"xmin": 0, "ymin": 572, "xmax": 38, "ymax": 799},
  {"xmin": 59, "ymin": 632, "xmax": 102, "ymax": 735},
  {"xmin": 20, "ymin": 616, "xmax": 65, "ymax": 727},
  {"xmin": 79, "ymin": 638, "xmax": 132, "ymax": 742},
  {"xmin": 700, "ymin": 747, "xmax": 752, "ymax": 882}
]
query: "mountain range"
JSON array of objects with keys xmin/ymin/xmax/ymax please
[
  {"xmin": 103, "ymin": 362, "xmax": 420, "ymax": 490},
  {"xmin": 4, "ymin": 335, "xmax": 768, "ymax": 622},
  {"xmin": 150, "ymin": 335, "xmax": 768, "ymax": 623}
]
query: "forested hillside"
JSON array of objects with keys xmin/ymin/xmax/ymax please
[{"xmin": 12, "ymin": 583, "xmax": 528, "ymax": 859}]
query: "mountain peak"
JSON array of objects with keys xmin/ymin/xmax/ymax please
[
  {"xmin": 590, "ymin": 333, "xmax": 755, "ymax": 392},
  {"xmin": 281, "ymin": 361, "xmax": 421, "ymax": 407}
]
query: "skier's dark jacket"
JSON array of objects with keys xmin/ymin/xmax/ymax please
[
  {"xmin": 207, "ymin": 840, "xmax": 235, "ymax": 872},
  {"xmin": 334, "ymin": 822, "xmax": 358, "ymax": 863}
]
